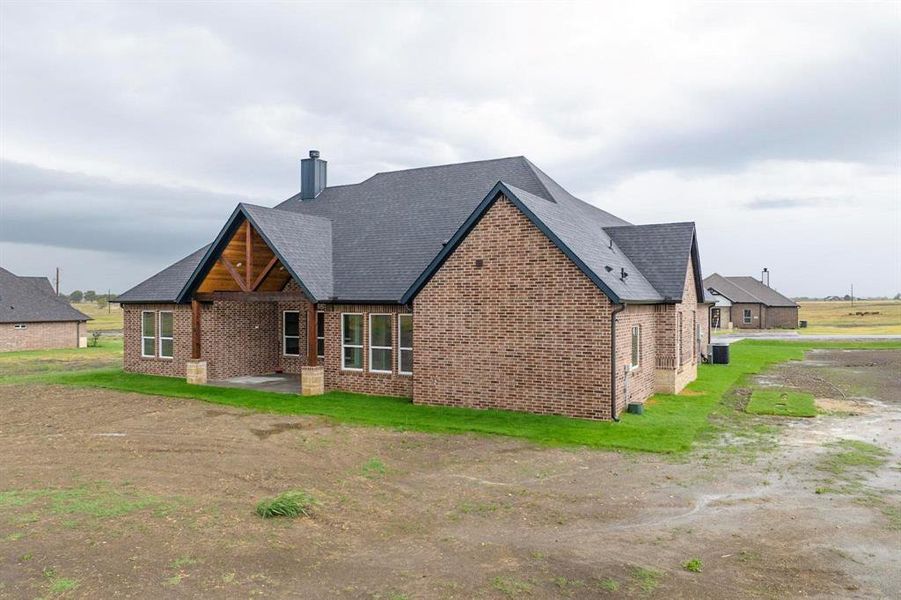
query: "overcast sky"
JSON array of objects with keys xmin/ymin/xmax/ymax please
[{"xmin": 1, "ymin": 1, "xmax": 898, "ymax": 297}]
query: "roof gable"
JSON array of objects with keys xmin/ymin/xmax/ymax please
[
  {"xmin": 604, "ymin": 222, "xmax": 701, "ymax": 302},
  {"xmin": 402, "ymin": 182, "xmax": 663, "ymax": 304},
  {"xmin": 176, "ymin": 204, "xmax": 332, "ymax": 303}
]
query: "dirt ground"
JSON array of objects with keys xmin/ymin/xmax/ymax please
[{"xmin": 0, "ymin": 350, "xmax": 899, "ymax": 599}]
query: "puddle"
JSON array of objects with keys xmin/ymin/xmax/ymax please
[{"xmin": 250, "ymin": 422, "xmax": 310, "ymax": 440}]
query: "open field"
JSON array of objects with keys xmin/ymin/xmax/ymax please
[
  {"xmin": 1, "ymin": 342, "xmax": 899, "ymax": 598},
  {"xmin": 798, "ymin": 300, "xmax": 901, "ymax": 335},
  {"xmin": 70, "ymin": 302, "xmax": 123, "ymax": 332}
]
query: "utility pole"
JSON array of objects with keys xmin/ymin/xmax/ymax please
[
  {"xmin": 55, "ymin": 267, "xmax": 60, "ymax": 296},
  {"xmin": 108, "ymin": 288, "xmax": 111, "ymax": 314}
]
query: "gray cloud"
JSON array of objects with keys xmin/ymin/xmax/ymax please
[
  {"xmin": 0, "ymin": 2, "xmax": 898, "ymax": 296},
  {"xmin": 744, "ymin": 196, "xmax": 846, "ymax": 210},
  {"xmin": 0, "ymin": 160, "xmax": 260, "ymax": 257}
]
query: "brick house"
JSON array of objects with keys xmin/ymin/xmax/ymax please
[
  {"xmin": 0, "ymin": 267, "xmax": 89, "ymax": 352},
  {"xmin": 704, "ymin": 273, "xmax": 799, "ymax": 330},
  {"xmin": 118, "ymin": 153, "xmax": 709, "ymax": 420}
]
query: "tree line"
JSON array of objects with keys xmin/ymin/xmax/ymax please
[{"xmin": 63, "ymin": 290, "xmax": 118, "ymax": 304}]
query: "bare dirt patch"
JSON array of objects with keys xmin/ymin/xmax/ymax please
[{"xmin": 0, "ymin": 349, "xmax": 899, "ymax": 598}]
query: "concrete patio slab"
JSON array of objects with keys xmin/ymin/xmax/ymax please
[{"xmin": 208, "ymin": 373, "xmax": 299, "ymax": 394}]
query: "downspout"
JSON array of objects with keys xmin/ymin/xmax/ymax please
[{"xmin": 610, "ymin": 303, "xmax": 626, "ymax": 421}]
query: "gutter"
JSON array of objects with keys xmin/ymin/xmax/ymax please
[{"xmin": 610, "ymin": 303, "xmax": 626, "ymax": 422}]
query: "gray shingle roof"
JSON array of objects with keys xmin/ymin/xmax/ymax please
[
  {"xmin": 0, "ymin": 267, "xmax": 90, "ymax": 323},
  {"xmin": 498, "ymin": 184, "xmax": 662, "ymax": 302},
  {"xmin": 276, "ymin": 156, "xmax": 630, "ymax": 302},
  {"xmin": 21, "ymin": 277, "xmax": 55, "ymax": 296},
  {"xmin": 120, "ymin": 156, "xmax": 700, "ymax": 305},
  {"xmin": 117, "ymin": 246, "xmax": 210, "ymax": 303},
  {"xmin": 240, "ymin": 204, "xmax": 333, "ymax": 300},
  {"xmin": 704, "ymin": 274, "xmax": 797, "ymax": 307},
  {"xmin": 604, "ymin": 222, "xmax": 699, "ymax": 302}
]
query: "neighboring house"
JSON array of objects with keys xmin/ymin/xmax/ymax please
[
  {"xmin": 118, "ymin": 153, "xmax": 709, "ymax": 420},
  {"xmin": 0, "ymin": 267, "xmax": 90, "ymax": 351},
  {"xmin": 704, "ymin": 273, "xmax": 799, "ymax": 329}
]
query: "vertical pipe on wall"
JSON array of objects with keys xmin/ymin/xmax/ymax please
[{"xmin": 610, "ymin": 303, "xmax": 625, "ymax": 421}]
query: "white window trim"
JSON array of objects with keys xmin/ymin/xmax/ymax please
[
  {"xmin": 158, "ymin": 311, "xmax": 174, "ymax": 359},
  {"xmin": 316, "ymin": 311, "xmax": 325, "ymax": 360},
  {"xmin": 283, "ymin": 310, "xmax": 300, "ymax": 357},
  {"xmin": 13, "ymin": 324, "xmax": 27, "ymax": 330},
  {"xmin": 141, "ymin": 310, "xmax": 155, "ymax": 358},
  {"xmin": 398, "ymin": 314, "xmax": 413, "ymax": 376},
  {"xmin": 743, "ymin": 309, "xmax": 752, "ymax": 324},
  {"xmin": 368, "ymin": 313, "xmax": 393, "ymax": 374},
  {"xmin": 341, "ymin": 313, "xmax": 364, "ymax": 371},
  {"xmin": 630, "ymin": 324, "xmax": 640, "ymax": 370}
]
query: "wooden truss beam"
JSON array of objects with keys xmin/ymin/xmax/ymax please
[
  {"xmin": 219, "ymin": 256, "xmax": 249, "ymax": 292},
  {"xmin": 251, "ymin": 255, "xmax": 279, "ymax": 292},
  {"xmin": 193, "ymin": 291, "xmax": 307, "ymax": 302}
]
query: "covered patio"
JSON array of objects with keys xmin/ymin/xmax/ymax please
[{"xmin": 207, "ymin": 373, "xmax": 300, "ymax": 394}]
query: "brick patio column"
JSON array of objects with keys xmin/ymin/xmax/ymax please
[{"xmin": 300, "ymin": 365, "xmax": 324, "ymax": 396}]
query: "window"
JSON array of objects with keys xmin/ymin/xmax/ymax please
[
  {"xmin": 141, "ymin": 311, "xmax": 155, "ymax": 357},
  {"xmin": 342, "ymin": 313, "xmax": 363, "ymax": 370},
  {"xmin": 677, "ymin": 312, "xmax": 683, "ymax": 365},
  {"xmin": 13, "ymin": 324, "xmax": 26, "ymax": 330},
  {"xmin": 692, "ymin": 312, "xmax": 697, "ymax": 360},
  {"xmin": 743, "ymin": 309, "xmax": 752, "ymax": 324},
  {"xmin": 398, "ymin": 314, "xmax": 413, "ymax": 375},
  {"xmin": 630, "ymin": 325, "xmax": 640, "ymax": 370},
  {"xmin": 369, "ymin": 314, "xmax": 393, "ymax": 373},
  {"xmin": 316, "ymin": 312, "xmax": 325, "ymax": 360},
  {"xmin": 158, "ymin": 311, "xmax": 174, "ymax": 358},
  {"xmin": 283, "ymin": 311, "xmax": 300, "ymax": 356}
]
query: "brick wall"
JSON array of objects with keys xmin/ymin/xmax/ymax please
[
  {"xmin": 654, "ymin": 256, "xmax": 702, "ymax": 394},
  {"xmin": 732, "ymin": 303, "xmax": 763, "ymax": 329},
  {"xmin": 124, "ymin": 301, "xmax": 280, "ymax": 379},
  {"xmin": 0, "ymin": 321, "xmax": 82, "ymax": 352},
  {"xmin": 413, "ymin": 195, "xmax": 614, "ymax": 420},
  {"xmin": 203, "ymin": 301, "xmax": 280, "ymax": 380},
  {"xmin": 678, "ymin": 256, "xmax": 700, "ymax": 367},
  {"xmin": 123, "ymin": 304, "xmax": 193, "ymax": 376},
  {"xmin": 320, "ymin": 304, "xmax": 413, "ymax": 398},
  {"xmin": 124, "ymin": 287, "xmax": 413, "ymax": 397},
  {"xmin": 275, "ymin": 280, "xmax": 312, "ymax": 374},
  {"xmin": 614, "ymin": 305, "xmax": 657, "ymax": 415},
  {"xmin": 765, "ymin": 306, "xmax": 798, "ymax": 329}
]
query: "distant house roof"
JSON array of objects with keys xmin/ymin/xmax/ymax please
[
  {"xmin": 0, "ymin": 267, "xmax": 90, "ymax": 323},
  {"xmin": 120, "ymin": 156, "xmax": 702, "ymax": 305},
  {"xmin": 703, "ymin": 274, "xmax": 797, "ymax": 307},
  {"xmin": 20, "ymin": 276, "xmax": 56, "ymax": 296}
]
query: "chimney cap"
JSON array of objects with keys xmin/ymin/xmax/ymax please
[{"xmin": 309, "ymin": 150, "xmax": 320, "ymax": 159}]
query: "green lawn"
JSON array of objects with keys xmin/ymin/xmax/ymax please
[
  {"xmin": 0, "ymin": 338, "xmax": 122, "ymax": 380},
  {"xmin": 71, "ymin": 302, "xmax": 123, "ymax": 332},
  {"xmin": 746, "ymin": 389, "xmax": 816, "ymax": 417},
  {"xmin": 10, "ymin": 338, "xmax": 895, "ymax": 453}
]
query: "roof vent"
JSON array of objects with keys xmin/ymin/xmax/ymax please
[
  {"xmin": 301, "ymin": 150, "xmax": 327, "ymax": 200},
  {"xmin": 620, "ymin": 268, "xmax": 629, "ymax": 281}
]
